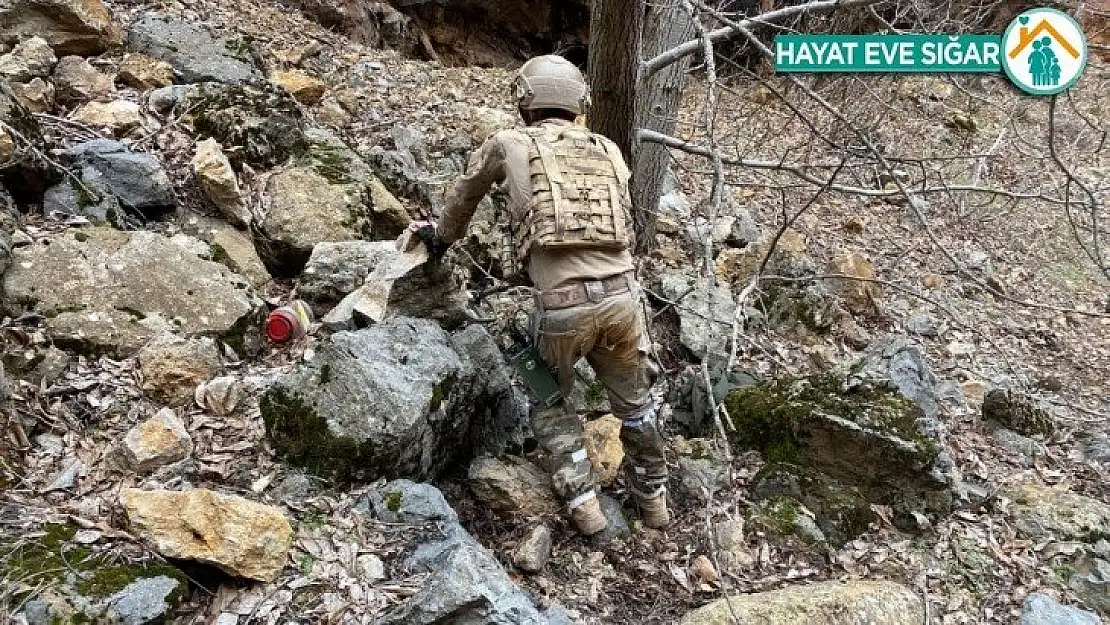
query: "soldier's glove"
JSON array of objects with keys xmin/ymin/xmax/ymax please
[{"xmin": 415, "ymin": 223, "xmax": 450, "ymax": 261}]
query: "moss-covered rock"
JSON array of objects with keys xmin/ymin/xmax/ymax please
[
  {"xmin": 3, "ymin": 523, "xmax": 189, "ymax": 623},
  {"xmin": 751, "ymin": 463, "xmax": 873, "ymax": 546},
  {"xmin": 188, "ymin": 81, "xmax": 306, "ymax": 168},
  {"xmin": 680, "ymin": 580, "xmax": 925, "ymax": 625},
  {"xmin": 262, "ymin": 318, "xmax": 515, "ymax": 483},
  {"xmin": 726, "ymin": 350, "xmax": 959, "ymax": 529}
]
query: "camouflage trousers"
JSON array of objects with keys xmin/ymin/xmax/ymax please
[{"xmin": 532, "ymin": 287, "xmax": 669, "ymax": 510}]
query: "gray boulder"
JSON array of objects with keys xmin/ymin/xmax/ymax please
[
  {"xmin": 655, "ymin": 270, "xmax": 735, "ymax": 363},
  {"xmin": 983, "ymin": 387, "xmax": 1058, "ymax": 437},
  {"xmin": 1020, "ymin": 593, "xmax": 1100, "ymax": 625},
  {"xmin": 127, "ymin": 14, "xmax": 259, "ymax": 84},
  {"xmin": 363, "ymin": 479, "xmax": 458, "ymax": 523},
  {"xmin": 0, "ymin": 184, "xmax": 15, "ymax": 276},
  {"xmin": 354, "ymin": 480, "xmax": 560, "ymax": 624},
  {"xmin": 297, "ymin": 240, "xmax": 471, "ymax": 328},
  {"xmin": 261, "ymin": 318, "xmax": 520, "ymax": 482},
  {"xmin": 53, "ymin": 139, "xmax": 176, "ymax": 216},
  {"xmin": 187, "ymin": 81, "xmax": 306, "ymax": 168},
  {"xmin": 728, "ymin": 340, "xmax": 961, "ymax": 535},
  {"xmin": 106, "ymin": 575, "xmax": 182, "ymax": 625},
  {"xmin": 385, "ymin": 525, "xmax": 547, "ymax": 625},
  {"xmin": 1, "ymin": 228, "xmax": 262, "ymax": 356}
]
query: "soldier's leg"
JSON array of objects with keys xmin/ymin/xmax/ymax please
[
  {"xmin": 587, "ymin": 295, "xmax": 671, "ymax": 527},
  {"xmin": 533, "ymin": 306, "xmax": 607, "ymax": 534}
]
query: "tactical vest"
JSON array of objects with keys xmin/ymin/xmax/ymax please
[{"xmin": 512, "ymin": 124, "xmax": 633, "ymax": 263}]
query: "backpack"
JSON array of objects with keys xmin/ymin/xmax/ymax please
[{"xmin": 512, "ymin": 124, "xmax": 634, "ymax": 262}]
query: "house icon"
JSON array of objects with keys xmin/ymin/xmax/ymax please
[{"xmin": 1009, "ymin": 19, "xmax": 1082, "ymax": 59}]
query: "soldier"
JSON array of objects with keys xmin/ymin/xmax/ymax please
[{"xmin": 427, "ymin": 55, "xmax": 670, "ymax": 535}]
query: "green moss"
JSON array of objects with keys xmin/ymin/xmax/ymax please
[
  {"xmin": 725, "ymin": 372, "xmax": 933, "ymax": 462},
  {"xmin": 429, "ymin": 384, "xmax": 444, "ymax": 412},
  {"xmin": 72, "ymin": 230, "xmax": 89, "ymax": 243},
  {"xmin": 210, "ymin": 242, "xmax": 231, "ymax": 265},
  {"xmin": 302, "ymin": 145, "xmax": 357, "ymax": 185},
  {"xmin": 384, "ymin": 490, "xmax": 403, "ymax": 512},
  {"xmin": 583, "ymin": 380, "xmax": 606, "ymax": 407},
  {"xmin": 2, "ymin": 523, "xmax": 188, "ymax": 611},
  {"xmin": 1054, "ymin": 564, "xmax": 1077, "ymax": 583},
  {"xmin": 260, "ymin": 386, "xmax": 376, "ymax": 482},
  {"xmin": 76, "ymin": 562, "xmax": 188, "ymax": 600},
  {"xmin": 319, "ymin": 363, "xmax": 332, "ymax": 385}
]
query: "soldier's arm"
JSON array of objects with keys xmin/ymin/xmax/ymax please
[{"xmin": 438, "ymin": 135, "xmax": 506, "ymax": 245}]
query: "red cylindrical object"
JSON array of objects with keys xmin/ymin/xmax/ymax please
[{"xmin": 265, "ymin": 300, "xmax": 312, "ymax": 344}]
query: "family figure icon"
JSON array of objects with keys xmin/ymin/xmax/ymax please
[{"xmin": 1028, "ymin": 38, "xmax": 1062, "ymax": 86}]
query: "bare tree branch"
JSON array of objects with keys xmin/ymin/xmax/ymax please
[{"xmin": 643, "ymin": 0, "xmax": 883, "ymax": 79}]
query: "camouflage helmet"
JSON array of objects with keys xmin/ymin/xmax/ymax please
[{"xmin": 512, "ymin": 55, "xmax": 591, "ymax": 116}]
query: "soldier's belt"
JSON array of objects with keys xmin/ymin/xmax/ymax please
[{"xmin": 538, "ymin": 271, "xmax": 634, "ymax": 310}]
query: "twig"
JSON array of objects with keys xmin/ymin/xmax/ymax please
[{"xmin": 0, "ymin": 120, "xmax": 102, "ymax": 204}]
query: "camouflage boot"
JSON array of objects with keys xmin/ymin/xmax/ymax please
[
  {"xmin": 636, "ymin": 492, "xmax": 671, "ymax": 529},
  {"xmin": 570, "ymin": 495, "xmax": 608, "ymax": 536}
]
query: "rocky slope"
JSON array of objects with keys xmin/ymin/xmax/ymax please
[{"xmin": 0, "ymin": 0, "xmax": 1108, "ymax": 624}]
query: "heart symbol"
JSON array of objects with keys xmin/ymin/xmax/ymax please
[{"xmin": 1019, "ymin": 16, "xmax": 1030, "ymax": 25}]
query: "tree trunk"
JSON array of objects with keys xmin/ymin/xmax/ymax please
[
  {"xmin": 631, "ymin": 1, "xmax": 694, "ymax": 254},
  {"xmin": 587, "ymin": 0, "xmax": 641, "ymax": 162}
]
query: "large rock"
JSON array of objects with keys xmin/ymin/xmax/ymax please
[
  {"xmin": 51, "ymin": 54, "xmax": 114, "ymax": 102},
  {"xmin": 381, "ymin": 519, "xmax": 548, "ymax": 625},
  {"xmin": 0, "ymin": 186, "xmax": 16, "ymax": 276},
  {"xmin": 983, "ymin": 387, "xmax": 1057, "ymax": 437},
  {"xmin": 1021, "ymin": 592, "xmax": 1100, "ymax": 625},
  {"xmin": 297, "ymin": 240, "xmax": 470, "ymax": 327},
  {"xmin": 206, "ymin": 224, "xmax": 270, "ymax": 289},
  {"xmin": 513, "ymin": 524, "xmax": 553, "ymax": 573},
  {"xmin": 137, "ymin": 334, "xmax": 223, "ymax": 406},
  {"xmin": 0, "ymin": 81, "xmax": 54, "ymax": 201},
  {"xmin": 0, "ymin": 35, "xmax": 56, "ymax": 82},
  {"xmin": 9, "ymin": 76, "xmax": 55, "ymax": 113},
  {"xmin": 50, "ymin": 139, "xmax": 176, "ymax": 216},
  {"xmin": 1004, "ymin": 484, "xmax": 1110, "ymax": 542},
  {"xmin": 656, "ymin": 270, "xmax": 735, "ymax": 363},
  {"xmin": 69, "ymin": 99, "xmax": 142, "ymax": 134},
  {"xmin": 362, "ymin": 478, "xmax": 458, "ymax": 523},
  {"xmin": 187, "ymin": 81, "xmax": 306, "ymax": 168},
  {"xmin": 2, "ymin": 228, "xmax": 263, "ymax": 356},
  {"xmin": 1069, "ymin": 557, "xmax": 1110, "ymax": 616},
  {"xmin": 468, "ymin": 455, "xmax": 559, "ymax": 516},
  {"xmin": 127, "ymin": 14, "xmax": 258, "ymax": 84},
  {"xmin": 117, "ymin": 52, "xmax": 173, "ymax": 90},
  {"xmin": 120, "ymin": 488, "xmax": 293, "ymax": 582},
  {"xmin": 261, "ymin": 318, "xmax": 518, "ymax": 482},
  {"xmin": 106, "ymin": 576, "xmax": 183, "ymax": 625},
  {"xmin": 271, "ymin": 69, "xmax": 326, "ymax": 105},
  {"xmin": 259, "ymin": 166, "xmax": 370, "ymax": 274},
  {"xmin": 0, "ymin": 0, "xmax": 121, "ymax": 56},
  {"xmin": 192, "ymin": 138, "xmax": 249, "ymax": 227},
  {"xmin": 121, "ymin": 407, "xmax": 193, "ymax": 473},
  {"xmin": 727, "ymin": 339, "xmax": 960, "ymax": 532},
  {"xmin": 680, "ymin": 580, "xmax": 924, "ymax": 625},
  {"xmin": 583, "ymin": 415, "xmax": 623, "ymax": 486}
]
